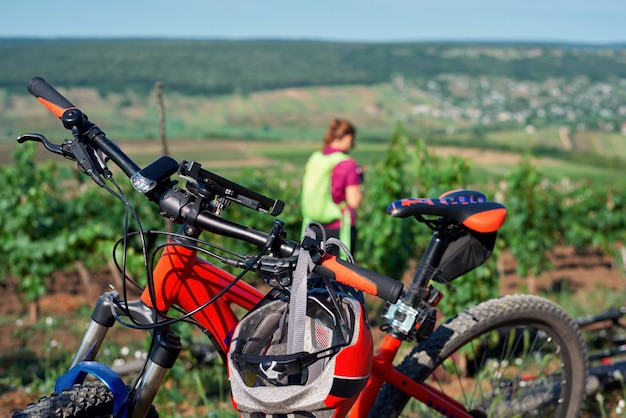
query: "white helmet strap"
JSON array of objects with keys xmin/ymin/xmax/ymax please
[{"xmin": 287, "ymin": 223, "xmax": 318, "ymax": 354}]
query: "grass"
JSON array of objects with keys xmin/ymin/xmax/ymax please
[{"xmin": 544, "ymin": 283, "xmax": 625, "ymax": 319}]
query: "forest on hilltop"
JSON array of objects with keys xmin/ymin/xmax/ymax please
[{"xmin": 1, "ymin": 39, "xmax": 625, "ymax": 95}]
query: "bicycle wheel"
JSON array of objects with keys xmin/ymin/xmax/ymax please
[
  {"xmin": 371, "ymin": 294, "xmax": 588, "ymax": 418},
  {"xmin": 12, "ymin": 381, "xmax": 158, "ymax": 418}
]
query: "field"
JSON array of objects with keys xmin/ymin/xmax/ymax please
[
  {"xmin": 4, "ymin": 80, "xmax": 626, "ymax": 158},
  {"xmin": 1, "ymin": 135, "xmax": 624, "ymax": 190},
  {"xmin": 1, "ymin": 79, "xmax": 626, "ymax": 416}
]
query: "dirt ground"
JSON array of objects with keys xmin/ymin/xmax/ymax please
[
  {"xmin": 497, "ymin": 246, "xmax": 625, "ymax": 295},
  {"xmin": 0, "ymin": 247, "xmax": 624, "ymax": 416}
]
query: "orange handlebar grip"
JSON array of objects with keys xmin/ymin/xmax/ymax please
[{"xmin": 315, "ymin": 255, "xmax": 403, "ymax": 303}]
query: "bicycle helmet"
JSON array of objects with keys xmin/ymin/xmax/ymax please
[{"xmin": 227, "ymin": 286, "xmax": 373, "ymax": 417}]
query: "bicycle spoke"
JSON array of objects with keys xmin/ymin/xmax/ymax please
[{"xmin": 419, "ymin": 325, "xmax": 569, "ymax": 417}]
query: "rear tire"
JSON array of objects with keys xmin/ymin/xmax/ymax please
[{"xmin": 371, "ymin": 294, "xmax": 588, "ymax": 417}]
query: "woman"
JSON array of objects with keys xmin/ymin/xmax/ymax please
[{"xmin": 301, "ymin": 118, "xmax": 363, "ymax": 254}]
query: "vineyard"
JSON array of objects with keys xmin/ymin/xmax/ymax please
[
  {"xmin": 1, "ymin": 125, "xmax": 625, "ymax": 318},
  {"xmin": 1, "ymin": 125, "xmax": 625, "ymax": 416}
]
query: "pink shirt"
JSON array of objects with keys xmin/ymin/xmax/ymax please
[{"xmin": 323, "ymin": 147, "xmax": 362, "ymax": 228}]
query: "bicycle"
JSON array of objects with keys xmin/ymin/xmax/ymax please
[
  {"xmin": 576, "ymin": 306, "xmax": 626, "ymax": 395},
  {"xmin": 12, "ymin": 76, "xmax": 587, "ymax": 418}
]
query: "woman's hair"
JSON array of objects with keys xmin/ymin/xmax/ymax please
[{"xmin": 323, "ymin": 118, "xmax": 356, "ymax": 148}]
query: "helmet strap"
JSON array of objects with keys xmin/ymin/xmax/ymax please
[{"xmin": 288, "ymin": 224, "xmax": 317, "ymax": 354}]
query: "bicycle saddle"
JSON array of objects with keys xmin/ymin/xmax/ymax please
[{"xmin": 386, "ymin": 189, "xmax": 507, "ymax": 234}]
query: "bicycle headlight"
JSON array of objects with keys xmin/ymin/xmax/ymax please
[{"xmin": 131, "ymin": 171, "xmax": 157, "ymax": 193}]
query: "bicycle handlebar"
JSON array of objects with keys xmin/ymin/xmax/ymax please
[
  {"xmin": 29, "ymin": 77, "xmax": 142, "ymax": 177},
  {"xmin": 315, "ymin": 255, "xmax": 403, "ymax": 302},
  {"xmin": 576, "ymin": 306, "xmax": 626, "ymax": 328},
  {"xmin": 28, "ymin": 76, "xmax": 75, "ymax": 118},
  {"xmin": 23, "ymin": 76, "xmax": 403, "ymax": 303}
]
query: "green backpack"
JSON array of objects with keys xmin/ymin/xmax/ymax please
[{"xmin": 300, "ymin": 151, "xmax": 352, "ymax": 247}]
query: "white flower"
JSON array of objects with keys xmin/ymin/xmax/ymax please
[{"xmin": 616, "ymin": 398, "xmax": 625, "ymax": 414}]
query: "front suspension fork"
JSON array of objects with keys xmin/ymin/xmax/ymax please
[{"xmin": 63, "ymin": 291, "xmax": 182, "ymax": 418}]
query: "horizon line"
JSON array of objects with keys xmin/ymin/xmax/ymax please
[{"xmin": 0, "ymin": 36, "xmax": 625, "ymax": 46}]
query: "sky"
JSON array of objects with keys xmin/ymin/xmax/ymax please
[{"xmin": 0, "ymin": 0, "xmax": 624, "ymax": 44}]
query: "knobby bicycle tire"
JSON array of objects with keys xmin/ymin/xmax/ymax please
[
  {"xmin": 370, "ymin": 294, "xmax": 587, "ymax": 418},
  {"xmin": 12, "ymin": 381, "xmax": 159, "ymax": 418}
]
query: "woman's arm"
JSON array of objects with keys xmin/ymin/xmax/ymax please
[{"xmin": 345, "ymin": 184, "xmax": 363, "ymax": 210}]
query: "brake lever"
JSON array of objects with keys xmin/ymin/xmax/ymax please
[
  {"xmin": 17, "ymin": 133, "xmax": 107, "ymax": 187},
  {"xmin": 17, "ymin": 133, "xmax": 73, "ymax": 159},
  {"xmin": 67, "ymin": 128, "xmax": 107, "ymax": 187},
  {"xmin": 250, "ymin": 254, "xmax": 299, "ymax": 287}
]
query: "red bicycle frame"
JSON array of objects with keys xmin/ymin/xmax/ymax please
[
  {"xmin": 141, "ymin": 243, "xmax": 472, "ymax": 418},
  {"xmin": 140, "ymin": 244, "xmax": 264, "ymax": 354}
]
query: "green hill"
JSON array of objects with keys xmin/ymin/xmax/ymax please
[
  {"xmin": 2, "ymin": 39, "xmax": 626, "ymax": 171},
  {"xmin": 1, "ymin": 39, "xmax": 625, "ymax": 95}
]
